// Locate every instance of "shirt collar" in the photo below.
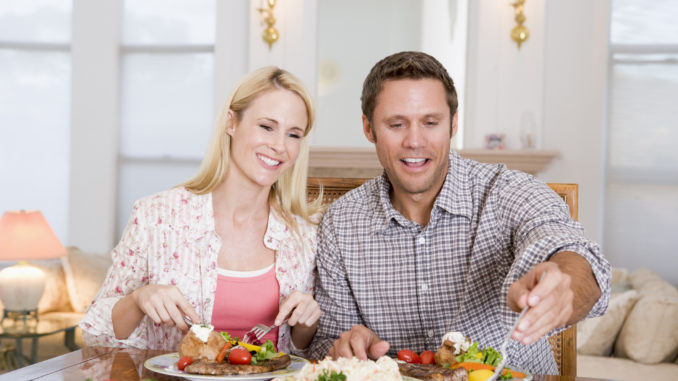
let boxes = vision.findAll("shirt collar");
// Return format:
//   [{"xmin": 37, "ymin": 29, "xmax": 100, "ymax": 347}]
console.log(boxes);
[
  {"xmin": 371, "ymin": 149, "xmax": 473, "ymax": 233},
  {"xmin": 263, "ymin": 207, "xmax": 288, "ymax": 250}
]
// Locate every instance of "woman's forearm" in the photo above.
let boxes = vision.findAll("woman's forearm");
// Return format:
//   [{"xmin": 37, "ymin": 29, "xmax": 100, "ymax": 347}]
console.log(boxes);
[
  {"xmin": 112, "ymin": 290, "xmax": 145, "ymax": 340},
  {"xmin": 290, "ymin": 322, "xmax": 318, "ymax": 349}
]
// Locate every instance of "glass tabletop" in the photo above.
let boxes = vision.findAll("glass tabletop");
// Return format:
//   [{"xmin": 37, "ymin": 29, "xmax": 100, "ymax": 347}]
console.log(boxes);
[{"xmin": 0, "ymin": 311, "xmax": 82, "ymax": 338}]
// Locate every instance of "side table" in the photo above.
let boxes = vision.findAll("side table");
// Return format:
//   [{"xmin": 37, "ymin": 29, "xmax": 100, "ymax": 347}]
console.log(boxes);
[{"xmin": 0, "ymin": 311, "xmax": 82, "ymax": 368}]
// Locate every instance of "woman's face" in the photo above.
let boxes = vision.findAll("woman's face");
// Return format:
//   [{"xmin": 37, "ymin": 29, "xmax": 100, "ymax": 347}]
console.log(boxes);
[{"xmin": 227, "ymin": 88, "xmax": 308, "ymax": 189}]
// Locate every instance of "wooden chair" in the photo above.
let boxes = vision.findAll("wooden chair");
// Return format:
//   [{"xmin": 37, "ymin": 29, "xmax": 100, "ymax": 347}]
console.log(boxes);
[{"xmin": 307, "ymin": 177, "xmax": 578, "ymax": 376}]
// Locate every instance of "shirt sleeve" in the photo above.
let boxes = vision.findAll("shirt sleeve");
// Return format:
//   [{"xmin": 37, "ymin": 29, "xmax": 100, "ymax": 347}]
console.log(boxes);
[
  {"xmin": 309, "ymin": 207, "xmax": 364, "ymax": 360},
  {"xmin": 78, "ymin": 199, "xmax": 153, "ymax": 348},
  {"xmin": 495, "ymin": 175, "xmax": 611, "ymax": 331}
]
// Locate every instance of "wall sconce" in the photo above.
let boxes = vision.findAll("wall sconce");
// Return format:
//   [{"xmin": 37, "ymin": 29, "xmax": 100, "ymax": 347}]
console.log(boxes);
[
  {"xmin": 258, "ymin": 0, "xmax": 279, "ymax": 50},
  {"xmin": 510, "ymin": 0, "xmax": 529, "ymax": 49}
]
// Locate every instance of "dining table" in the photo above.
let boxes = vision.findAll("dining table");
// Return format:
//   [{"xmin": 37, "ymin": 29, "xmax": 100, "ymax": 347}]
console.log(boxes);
[{"xmin": 2, "ymin": 346, "xmax": 619, "ymax": 381}]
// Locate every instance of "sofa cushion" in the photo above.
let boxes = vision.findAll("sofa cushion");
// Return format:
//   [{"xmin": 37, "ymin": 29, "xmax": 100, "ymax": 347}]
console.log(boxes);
[
  {"xmin": 61, "ymin": 246, "xmax": 112, "ymax": 313},
  {"xmin": 578, "ymin": 354, "xmax": 678, "ymax": 381},
  {"xmin": 615, "ymin": 269, "xmax": 678, "ymax": 364},
  {"xmin": 577, "ymin": 289, "xmax": 639, "ymax": 356}
]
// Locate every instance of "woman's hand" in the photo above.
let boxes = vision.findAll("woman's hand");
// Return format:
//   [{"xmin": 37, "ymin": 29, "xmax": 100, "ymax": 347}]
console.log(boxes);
[
  {"xmin": 132, "ymin": 284, "xmax": 201, "ymax": 331},
  {"xmin": 276, "ymin": 291, "xmax": 321, "ymax": 349},
  {"xmin": 275, "ymin": 290, "xmax": 321, "ymax": 328}
]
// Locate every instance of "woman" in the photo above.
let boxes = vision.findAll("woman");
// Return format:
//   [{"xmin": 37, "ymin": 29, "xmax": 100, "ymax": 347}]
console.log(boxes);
[{"xmin": 80, "ymin": 67, "xmax": 323, "ymax": 354}]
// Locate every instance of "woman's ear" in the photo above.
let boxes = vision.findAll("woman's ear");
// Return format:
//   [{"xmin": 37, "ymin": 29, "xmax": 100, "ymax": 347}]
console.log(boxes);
[{"xmin": 226, "ymin": 109, "xmax": 236, "ymax": 136}]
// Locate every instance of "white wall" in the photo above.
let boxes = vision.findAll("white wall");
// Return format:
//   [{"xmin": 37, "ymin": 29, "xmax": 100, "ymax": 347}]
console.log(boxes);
[
  {"xmin": 6, "ymin": 1, "xmax": 613, "ymax": 259},
  {"xmin": 465, "ymin": 0, "xmax": 609, "ymax": 245},
  {"xmin": 539, "ymin": 0, "xmax": 610, "ymax": 245}
]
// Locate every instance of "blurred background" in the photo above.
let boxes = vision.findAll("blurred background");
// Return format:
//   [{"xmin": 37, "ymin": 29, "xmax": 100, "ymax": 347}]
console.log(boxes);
[{"xmin": 1, "ymin": 0, "xmax": 677, "ymax": 286}]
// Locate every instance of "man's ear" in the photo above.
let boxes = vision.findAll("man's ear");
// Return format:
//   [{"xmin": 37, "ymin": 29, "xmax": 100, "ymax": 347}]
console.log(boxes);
[
  {"xmin": 451, "ymin": 111, "xmax": 458, "ymax": 139},
  {"xmin": 363, "ymin": 115, "xmax": 376, "ymax": 144}
]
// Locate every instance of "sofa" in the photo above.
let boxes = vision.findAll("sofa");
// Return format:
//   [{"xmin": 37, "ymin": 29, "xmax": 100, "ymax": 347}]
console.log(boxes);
[
  {"xmin": 0, "ymin": 246, "xmax": 111, "ymax": 370},
  {"xmin": 576, "ymin": 268, "xmax": 678, "ymax": 380}
]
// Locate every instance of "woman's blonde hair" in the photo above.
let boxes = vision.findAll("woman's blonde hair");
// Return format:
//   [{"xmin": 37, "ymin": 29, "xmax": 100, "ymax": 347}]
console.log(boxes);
[{"xmin": 181, "ymin": 66, "xmax": 322, "ymax": 230}]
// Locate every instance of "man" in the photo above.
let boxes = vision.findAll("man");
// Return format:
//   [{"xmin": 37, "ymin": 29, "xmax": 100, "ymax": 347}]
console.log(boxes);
[{"xmin": 309, "ymin": 51, "xmax": 610, "ymax": 375}]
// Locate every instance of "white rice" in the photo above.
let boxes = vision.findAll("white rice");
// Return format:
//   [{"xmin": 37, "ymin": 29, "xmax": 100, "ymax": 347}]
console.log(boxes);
[{"xmin": 274, "ymin": 356, "xmax": 402, "ymax": 381}]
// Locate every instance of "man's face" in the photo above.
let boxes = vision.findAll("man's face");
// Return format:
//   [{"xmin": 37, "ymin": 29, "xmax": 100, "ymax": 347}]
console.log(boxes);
[{"xmin": 363, "ymin": 78, "xmax": 457, "ymax": 201}]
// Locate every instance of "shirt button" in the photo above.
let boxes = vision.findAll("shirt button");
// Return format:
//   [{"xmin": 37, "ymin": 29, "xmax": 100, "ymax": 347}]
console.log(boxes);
[
  {"xmin": 417, "ymin": 237, "xmax": 426, "ymax": 245},
  {"xmin": 421, "ymin": 284, "xmax": 429, "ymax": 292},
  {"xmin": 427, "ymin": 330, "xmax": 435, "ymax": 338}
]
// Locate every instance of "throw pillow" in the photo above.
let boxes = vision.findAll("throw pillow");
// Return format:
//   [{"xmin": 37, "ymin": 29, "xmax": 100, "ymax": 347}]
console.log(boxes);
[
  {"xmin": 62, "ymin": 246, "xmax": 112, "ymax": 313},
  {"xmin": 615, "ymin": 269, "xmax": 678, "ymax": 364},
  {"xmin": 611, "ymin": 267, "xmax": 631, "ymax": 293},
  {"xmin": 34, "ymin": 258, "xmax": 72, "ymax": 313},
  {"xmin": 630, "ymin": 268, "xmax": 678, "ymax": 298},
  {"xmin": 577, "ymin": 289, "xmax": 640, "ymax": 356}
]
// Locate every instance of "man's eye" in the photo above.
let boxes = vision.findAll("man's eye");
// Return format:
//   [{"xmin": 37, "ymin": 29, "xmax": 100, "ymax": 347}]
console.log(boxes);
[
  {"xmin": 390, "ymin": 123, "xmax": 403, "ymax": 128},
  {"xmin": 425, "ymin": 121, "xmax": 438, "ymax": 126}
]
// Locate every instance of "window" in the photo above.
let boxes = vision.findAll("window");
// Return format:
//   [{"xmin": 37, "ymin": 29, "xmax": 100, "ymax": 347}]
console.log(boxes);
[
  {"xmin": 0, "ymin": 0, "xmax": 72, "ymax": 241},
  {"xmin": 605, "ymin": 0, "xmax": 678, "ymax": 284},
  {"xmin": 117, "ymin": 0, "xmax": 215, "ymax": 237}
]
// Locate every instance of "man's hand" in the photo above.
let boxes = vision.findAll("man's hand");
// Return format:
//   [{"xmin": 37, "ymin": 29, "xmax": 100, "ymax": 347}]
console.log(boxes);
[
  {"xmin": 507, "ymin": 251, "xmax": 601, "ymax": 345},
  {"xmin": 507, "ymin": 262, "xmax": 573, "ymax": 345},
  {"xmin": 328, "ymin": 325, "xmax": 390, "ymax": 360},
  {"xmin": 132, "ymin": 284, "xmax": 201, "ymax": 331}
]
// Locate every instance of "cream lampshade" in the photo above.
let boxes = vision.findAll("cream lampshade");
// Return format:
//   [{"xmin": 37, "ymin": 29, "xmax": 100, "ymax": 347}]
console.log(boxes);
[{"xmin": 0, "ymin": 210, "xmax": 66, "ymax": 316}]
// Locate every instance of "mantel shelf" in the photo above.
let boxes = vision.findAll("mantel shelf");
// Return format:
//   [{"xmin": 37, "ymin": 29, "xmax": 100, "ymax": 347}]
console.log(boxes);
[{"xmin": 309, "ymin": 147, "xmax": 559, "ymax": 176}]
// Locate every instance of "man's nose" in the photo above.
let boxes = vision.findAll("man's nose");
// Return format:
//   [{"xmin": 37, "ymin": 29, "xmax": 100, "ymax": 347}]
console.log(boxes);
[{"xmin": 403, "ymin": 125, "xmax": 425, "ymax": 148}]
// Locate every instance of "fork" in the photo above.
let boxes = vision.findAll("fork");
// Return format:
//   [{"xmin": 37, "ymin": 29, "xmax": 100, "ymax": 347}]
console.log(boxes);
[
  {"xmin": 487, "ymin": 304, "xmax": 531, "ymax": 381},
  {"xmin": 242, "ymin": 324, "xmax": 275, "ymax": 345},
  {"xmin": 488, "ymin": 272, "xmax": 546, "ymax": 381}
]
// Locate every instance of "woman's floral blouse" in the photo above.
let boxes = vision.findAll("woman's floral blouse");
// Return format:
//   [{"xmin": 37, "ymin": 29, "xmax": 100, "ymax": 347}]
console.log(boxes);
[{"xmin": 79, "ymin": 187, "xmax": 318, "ymax": 354}]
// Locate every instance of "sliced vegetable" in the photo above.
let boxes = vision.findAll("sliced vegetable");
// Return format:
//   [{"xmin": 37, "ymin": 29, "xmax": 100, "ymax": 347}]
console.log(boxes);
[
  {"xmin": 228, "ymin": 347, "xmax": 252, "ymax": 365},
  {"xmin": 452, "ymin": 362, "xmax": 526, "ymax": 378},
  {"xmin": 317, "ymin": 369, "xmax": 347, "ymax": 381},
  {"xmin": 251, "ymin": 340, "xmax": 277, "ymax": 364},
  {"xmin": 216, "ymin": 342, "xmax": 232, "ymax": 363},
  {"xmin": 237, "ymin": 341, "xmax": 262, "ymax": 352},
  {"xmin": 397, "ymin": 349, "xmax": 421, "ymax": 364},
  {"xmin": 420, "ymin": 350, "xmax": 435, "ymax": 365},
  {"xmin": 455, "ymin": 342, "xmax": 481, "ymax": 363},
  {"xmin": 482, "ymin": 346, "xmax": 502, "ymax": 367},
  {"xmin": 177, "ymin": 356, "xmax": 193, "ymax": 371}
]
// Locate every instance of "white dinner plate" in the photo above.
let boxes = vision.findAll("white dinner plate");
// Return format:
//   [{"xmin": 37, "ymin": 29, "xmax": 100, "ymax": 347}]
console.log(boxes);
[{"xmin": 144, "ymin": 352, "xmax": 308, "ymax": 381}]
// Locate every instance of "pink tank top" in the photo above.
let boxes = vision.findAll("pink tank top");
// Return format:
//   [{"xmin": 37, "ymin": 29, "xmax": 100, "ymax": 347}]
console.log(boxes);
[{"xmin": 211, "ymin": 264, "xmax": 280, "ymax": 348}]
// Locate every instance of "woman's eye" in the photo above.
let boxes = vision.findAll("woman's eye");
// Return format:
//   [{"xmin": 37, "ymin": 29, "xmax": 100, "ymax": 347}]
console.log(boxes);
[
  {"xmin": 259, "ymin": 124, "xmax": 273, "ymax": 131},
  {"xmin": 288, "ymin": 132, "xmax": 301, "ymax": 139}
]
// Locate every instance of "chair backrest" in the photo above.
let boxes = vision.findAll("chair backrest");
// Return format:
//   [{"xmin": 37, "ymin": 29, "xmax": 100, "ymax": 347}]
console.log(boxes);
[
  {"xmin": 545, "ymin": 183, "xmax": 578, "ymax": 377},
  {"xmin": 307, "ymin": 177, "xmax": 578, "ymax": 376}
]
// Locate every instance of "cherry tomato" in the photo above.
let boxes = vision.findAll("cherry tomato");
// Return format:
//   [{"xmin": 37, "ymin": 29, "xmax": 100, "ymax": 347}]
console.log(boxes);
[
  {"xmin": 397, "ymin": 349, "xmax": 421, "ymax": 364},
  {"xmin": 420, "ymin": 350, "xmax": 435, "ymax": 365},
  {"xmin": 177, "ymin": 356, "xmax": 193, "ymax": 371},
  {"xmin": 228, "ymin": 347, "xmax": 252, "ymax": 365}
]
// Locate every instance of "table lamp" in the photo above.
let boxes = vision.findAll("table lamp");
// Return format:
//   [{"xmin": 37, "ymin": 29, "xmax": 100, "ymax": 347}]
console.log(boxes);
[{"xmin": 0, "ymin": 210, "xmax": 66, "ymax": 320}]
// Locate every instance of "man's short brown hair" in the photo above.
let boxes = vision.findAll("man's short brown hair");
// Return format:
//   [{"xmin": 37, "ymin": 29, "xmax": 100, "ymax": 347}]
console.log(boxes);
[{"xmin": 361, "ymin": 51, "xmax": 458, "ymax": 123}]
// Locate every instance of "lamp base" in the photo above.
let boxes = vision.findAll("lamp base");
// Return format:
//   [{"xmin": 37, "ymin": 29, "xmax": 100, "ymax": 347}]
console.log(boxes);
[
  {"xmin": 1, "ymin": 309, "xmax": 38, "ymax": 325},
  {"xmin": 0, "ymin": 261, "xmax": 46, "ymax": 312}
]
